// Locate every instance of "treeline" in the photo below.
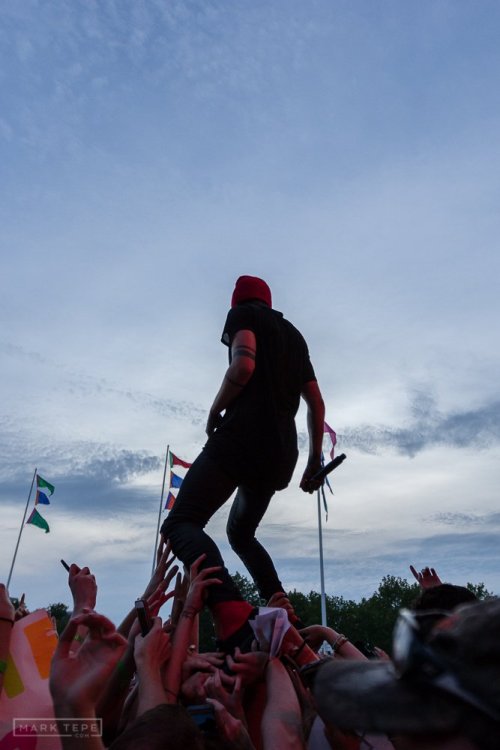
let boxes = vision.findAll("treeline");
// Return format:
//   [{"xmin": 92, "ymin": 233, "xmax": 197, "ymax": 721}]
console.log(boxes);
[
  {"xmin": 199, "ymin": 573, "xmax": 493, "ymax": 652},
  {"xmin": 46, "ymin": 574, "xmax": 493, "ymax": 654}
]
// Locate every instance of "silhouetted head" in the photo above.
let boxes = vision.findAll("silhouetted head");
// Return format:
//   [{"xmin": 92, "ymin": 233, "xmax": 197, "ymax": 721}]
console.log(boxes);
[{"xmin": 231, "ymin": 275, "xmax": 272, "ymax": 308}]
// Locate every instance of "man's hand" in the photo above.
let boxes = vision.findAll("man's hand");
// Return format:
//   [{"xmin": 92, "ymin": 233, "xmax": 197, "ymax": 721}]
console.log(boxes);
[
  {"xmin": 299, "ymin": 458, "xmax": 323, "ymax": 494},
  {"xmin": 410, "ymin": 565, "xmax": 442, "ymax": 590}
]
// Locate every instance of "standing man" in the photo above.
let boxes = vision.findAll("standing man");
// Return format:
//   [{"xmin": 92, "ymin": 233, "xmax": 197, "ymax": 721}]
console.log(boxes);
[{"xmin": 161, "ymin": 275, "xmax": 325, "ymax": 644}]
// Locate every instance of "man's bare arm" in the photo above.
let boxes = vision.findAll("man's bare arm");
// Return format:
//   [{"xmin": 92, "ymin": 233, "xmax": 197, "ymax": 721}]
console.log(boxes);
[
  {"xmin": 206, "ymin": 329, "xmax": 256, "ymax": 436},
  {"xmin": 300, "ymin": 380, "xmax": 325, "ymax": 493}
]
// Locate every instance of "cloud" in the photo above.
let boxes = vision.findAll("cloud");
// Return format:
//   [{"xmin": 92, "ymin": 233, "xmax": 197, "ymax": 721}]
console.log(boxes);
[
  {"xmin": 429, "ymin": 511, "xmax": 500, "ymax": 528},
  {"xmin": 333, "ymin": 392, "xmax": 500, "ymax": 457}
]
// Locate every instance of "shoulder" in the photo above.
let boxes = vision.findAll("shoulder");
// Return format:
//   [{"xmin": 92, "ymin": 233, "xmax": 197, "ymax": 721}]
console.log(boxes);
[{"xmin": 222, "ymin": 304, "xmax": 258, "ymax": 346}]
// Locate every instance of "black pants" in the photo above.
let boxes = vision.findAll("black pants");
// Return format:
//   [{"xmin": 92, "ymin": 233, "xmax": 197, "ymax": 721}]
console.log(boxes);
[{"xmin": 161, "ymin": 451, "xmax": 284, "ymax": 605}]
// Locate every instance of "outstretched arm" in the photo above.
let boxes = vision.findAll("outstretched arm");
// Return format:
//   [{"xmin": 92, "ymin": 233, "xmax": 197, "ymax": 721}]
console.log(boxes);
[
  {"xmin": 206, "ymin": 329, "xmax": 256, "ymax": 436},
  {"xmin": 299, "ymin": 380, "xmax": 325, "ymax": 493}
]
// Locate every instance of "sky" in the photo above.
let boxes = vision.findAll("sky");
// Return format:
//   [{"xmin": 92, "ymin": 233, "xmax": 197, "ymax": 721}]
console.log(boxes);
[{"xmin": 1, "ymin": 0, "xmax": 500, "ymax": 626}]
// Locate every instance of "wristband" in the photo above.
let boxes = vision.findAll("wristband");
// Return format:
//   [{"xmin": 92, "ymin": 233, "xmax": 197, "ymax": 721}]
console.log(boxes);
[
  {"xmin": 0, "ymin": 659, "xmax": 7, "ymax": 674},
  {"xmin": 0, "ymin": 617, "xmax": 14, "ymax": 626},
  {"xmin": 181, "ymin": 606, "xmax": 198, "ymax": 620}
]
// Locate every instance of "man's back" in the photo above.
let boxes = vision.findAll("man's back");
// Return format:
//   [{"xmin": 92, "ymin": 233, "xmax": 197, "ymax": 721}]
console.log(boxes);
[{"xmin": 205, "ymin": 301, "xmax": 316, "ymax": 489}]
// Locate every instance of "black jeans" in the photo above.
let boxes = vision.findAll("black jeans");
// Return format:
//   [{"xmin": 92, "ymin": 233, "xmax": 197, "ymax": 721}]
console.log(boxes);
[{"xmin": 161, "ymin": 451, "xmax": 284, "ymax": 605}]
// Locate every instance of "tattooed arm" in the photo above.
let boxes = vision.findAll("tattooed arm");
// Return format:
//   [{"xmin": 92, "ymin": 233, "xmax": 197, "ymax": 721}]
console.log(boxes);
[{"xmin": 206, "ymin": 329, "xmax": 256, "ymax": 436}]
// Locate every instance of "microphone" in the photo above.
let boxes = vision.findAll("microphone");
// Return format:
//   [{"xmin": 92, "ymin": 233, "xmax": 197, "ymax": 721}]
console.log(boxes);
[{"xmin": 311, "ymin": 453, "xmax": 347, "ymax": 482}]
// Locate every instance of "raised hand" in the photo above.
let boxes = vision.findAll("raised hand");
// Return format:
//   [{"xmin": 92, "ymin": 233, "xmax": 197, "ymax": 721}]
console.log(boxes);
[
  {"xmin": 50, "ymin": 610, "xmax": 127, "ymax": 713},
  {"xmin": 143, "ymin": 537, "xmax": 179, "ymax": 601},
  {"xmin": 134, "ymin": 617, "xmax": 171, "ymax": 672},
  {"xmin": 181, "ymin": 651, "xmax": 225, "ymax": 682},
  {"xmin": 410, "ymin": 565, "xmax": 443, "ymax": 590},
  {"xmin": 205, "ymin": 669, "xmax": 246, "ymax": 723},
  {"xmin": 183, "ymin": 554, "xmax": 222, "ymax": 614},
  {"xmin": 225, "ymin": 646, "xmax": 269, "ymax": 687},
  {"xmin": 0, "ymin": 583, "xmax": 16, "ymax": 623},
  {"xmin": 266, "ymin": 591, "xmax": 296, "ymax": 619},
  {"xmin": 68, "ymin": 564, "xmax": 98, "ymax": 614}
]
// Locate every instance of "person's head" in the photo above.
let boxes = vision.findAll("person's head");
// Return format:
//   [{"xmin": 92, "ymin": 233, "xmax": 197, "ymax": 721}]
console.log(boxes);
[
  {"xmin": 108, "ymin": 704, "xmax": 205, "ymax": 750},
  {"xmin": 412, "ymin": 583, "xmax": 477, "ymax": 615},
  {"xmin": 306, "ymin": 598, "xmax": 500, "ymax": 750},
  {"xmin": 231, "ymin": 275, "xmax": 272, "ymax": 308}
]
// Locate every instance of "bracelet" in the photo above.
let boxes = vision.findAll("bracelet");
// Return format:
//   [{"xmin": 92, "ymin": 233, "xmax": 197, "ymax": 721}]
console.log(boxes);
[
  {"xmin": 331, "ymin": 634, "xmax": 348, "ymax": 653},
  {"xmin": 0, "ymin": 659, "xmax": 7, "ymax": 674},
  {"xmin": 0, "ymin": 617, "xmax": 14, "ymax": 626}
]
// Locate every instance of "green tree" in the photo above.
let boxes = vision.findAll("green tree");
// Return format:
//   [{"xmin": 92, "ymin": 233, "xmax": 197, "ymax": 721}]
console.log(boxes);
[
  {"xmin": 47, "ymin": 602, "xmax": 70, "ymax": 634},
  {"xmin": 466, "ymin": 582, "xmax": 494, "ymax": 600}
]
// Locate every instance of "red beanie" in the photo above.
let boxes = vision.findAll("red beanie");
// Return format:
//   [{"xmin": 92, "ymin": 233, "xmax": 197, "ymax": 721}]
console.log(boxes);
[{"xmin": 231, "ymin": 276, "xmax": 272, "ymax": 308}]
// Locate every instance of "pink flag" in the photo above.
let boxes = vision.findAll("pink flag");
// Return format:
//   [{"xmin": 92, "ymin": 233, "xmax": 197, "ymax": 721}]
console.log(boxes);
[{"xmin": 324, "ymin": 421, "xmax": 337, "ymax": 459}]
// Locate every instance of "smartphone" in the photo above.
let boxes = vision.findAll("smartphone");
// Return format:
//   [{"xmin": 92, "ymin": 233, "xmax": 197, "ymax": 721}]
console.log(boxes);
[
  {"xmin": 134, "ymin": 598, "xmax": 153, "ymax": 636},
  {"xmin": 186, "ymin": 704, "xmax": 216, "ymax": 734},
  {"xmin": 60, "ymin": 559, "xmax": 70, "ymax": 572}
]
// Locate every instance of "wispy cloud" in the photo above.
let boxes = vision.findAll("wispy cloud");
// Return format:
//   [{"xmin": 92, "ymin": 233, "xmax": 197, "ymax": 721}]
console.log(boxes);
[{"xmin": 316, "ymin": 392, "xmax": 500, "ymax": 457}]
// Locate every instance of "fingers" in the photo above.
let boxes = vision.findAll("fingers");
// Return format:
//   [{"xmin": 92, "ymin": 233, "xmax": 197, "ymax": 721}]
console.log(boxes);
[
  {"xmin": 189, "ymin": 553, "xmax": 207, "ymax": 579},
  {"xmin": 57, "ymin": 617, "xmax": 81, "ymax": 657},
  {"xmin": 409, "ymin": 565, "xmax": 420, "ymax": 581},
  {"xmin": 164, "ymin": 564, "xmax": 180, "ymax": 588},
  {"xmin": 73, "ymin": 610, "xmax": 116, "ymax": 639}
]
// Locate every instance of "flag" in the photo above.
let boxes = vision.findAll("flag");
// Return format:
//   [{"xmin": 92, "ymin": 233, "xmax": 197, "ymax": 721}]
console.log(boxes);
[
  {"xmin": 169, "ymin": 452, "xmax": 192, "ymax": 470},
  {"xmin": 324, "ymin": 421, "xmax": 337, "ymax": 459},
  {"xmin": 35, "ymin": 490, "xmax": 50, "ymax": 505},
  {"xmin": 165, "ymin": 491, "xmax": 177, "ymax": 511},
  {"xmin": 170, "ymin": 472, "xmax": 183, "ymax": 489},
  {"xmin": 26, "ymin": 508, "xmax": 50, "ymax": 533},
  {"xmin": 36, "ymin": 475, "xmax": 55, "ymax": 496}
]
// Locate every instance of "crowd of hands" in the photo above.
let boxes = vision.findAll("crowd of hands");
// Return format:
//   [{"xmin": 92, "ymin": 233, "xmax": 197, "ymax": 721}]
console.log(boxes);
[{"xmin": 0, "ymin": 553, "xmax": 444, "ymax": 750}]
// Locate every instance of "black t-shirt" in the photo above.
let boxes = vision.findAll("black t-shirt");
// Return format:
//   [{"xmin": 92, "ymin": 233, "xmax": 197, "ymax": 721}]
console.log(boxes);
[{"xmin": 204, "ymin": 302, "xmax": 316, "ymax": 490}]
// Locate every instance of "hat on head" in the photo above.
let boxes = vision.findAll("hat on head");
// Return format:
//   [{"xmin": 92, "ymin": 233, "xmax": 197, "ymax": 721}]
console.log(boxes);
[
  {"xmin": 306, "ymin": 597, "xmax": 500, "ymax": 737},
  {"xmin": 231, "ymin": 275, "xmax": 272, "ymax": 308}
]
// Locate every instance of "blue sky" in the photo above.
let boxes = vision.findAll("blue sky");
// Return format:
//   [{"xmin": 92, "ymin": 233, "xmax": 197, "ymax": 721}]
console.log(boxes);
[{"xmin": 1, "ymin": 1, "xmax": 500, "ymax": 624}]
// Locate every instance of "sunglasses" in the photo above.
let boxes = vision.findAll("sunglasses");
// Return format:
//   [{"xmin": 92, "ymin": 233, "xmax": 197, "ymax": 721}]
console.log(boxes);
[{"xmin": 393, "ymin": 608, "xmax": 500, "ymax": 722}]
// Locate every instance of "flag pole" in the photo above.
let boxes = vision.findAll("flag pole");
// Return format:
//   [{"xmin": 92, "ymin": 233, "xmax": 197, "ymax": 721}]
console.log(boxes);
[
  {"xmin": 152, "ymin": 446, "xmax": 169, "ymax": 575},
  {"xmin": 317, "ymin": 485, "xmax": 327, "ymax": 628},
  {"xmin": 7, "ymin": 468, "xmax": 37, "ymax": 590}
]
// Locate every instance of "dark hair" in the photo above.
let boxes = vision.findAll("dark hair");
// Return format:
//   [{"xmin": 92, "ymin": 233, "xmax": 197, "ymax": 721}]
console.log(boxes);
[
  {"xmin": 109, "ymin": 704, "xmax": 205, "ymax": 750},
  {"xmin": 412, "ymin": 584, "xmax": 477, "ymax": 613}
]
